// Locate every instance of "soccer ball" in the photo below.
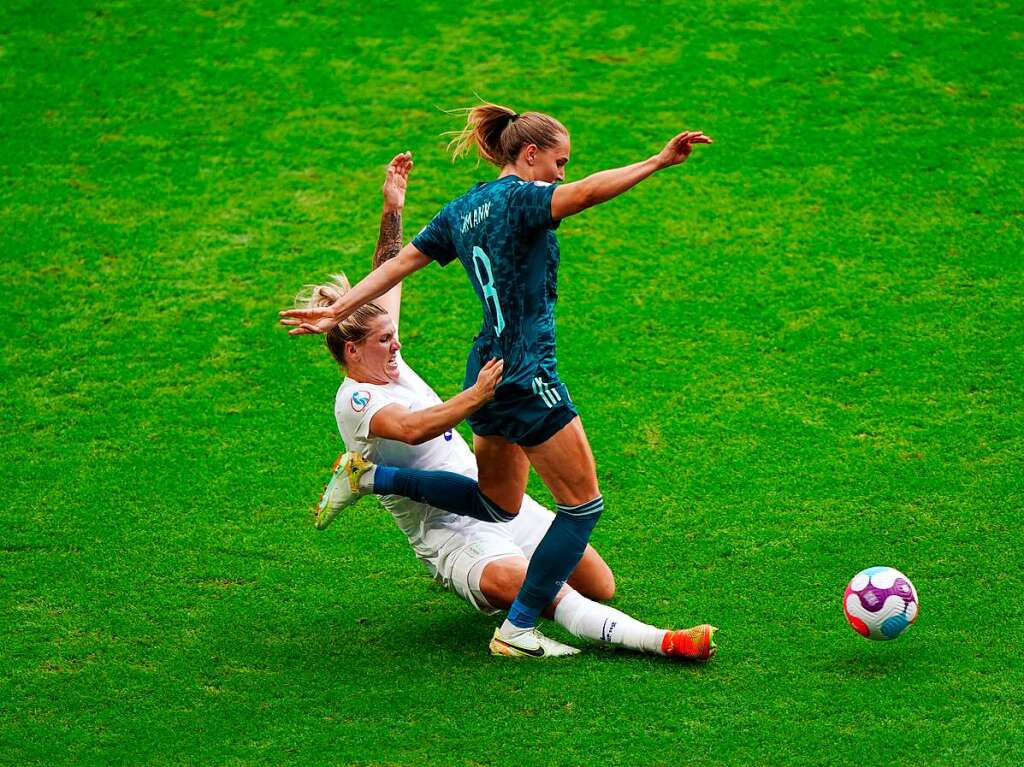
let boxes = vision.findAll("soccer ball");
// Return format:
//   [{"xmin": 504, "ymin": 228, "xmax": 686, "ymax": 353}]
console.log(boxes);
[{"xmin": 843, "ymin": 566, "xmax": 919, "ymax": 640}]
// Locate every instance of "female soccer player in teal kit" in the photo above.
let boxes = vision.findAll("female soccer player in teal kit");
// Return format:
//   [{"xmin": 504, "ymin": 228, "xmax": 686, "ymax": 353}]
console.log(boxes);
[{"xmin": 281, "ymin": 105, "xmax": 711, "ymax": 657}]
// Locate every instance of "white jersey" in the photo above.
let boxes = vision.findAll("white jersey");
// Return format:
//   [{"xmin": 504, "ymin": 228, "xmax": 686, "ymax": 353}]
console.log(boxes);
[{"xmin": 334, "ymin": 354, "xmax": 493, "ymax": 574}]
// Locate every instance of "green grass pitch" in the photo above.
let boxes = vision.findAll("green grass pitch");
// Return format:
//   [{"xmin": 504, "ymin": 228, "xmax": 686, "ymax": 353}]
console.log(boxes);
[{"xmin": 2, "ymin": 0, "xmax": 1022, "ymax": 764}]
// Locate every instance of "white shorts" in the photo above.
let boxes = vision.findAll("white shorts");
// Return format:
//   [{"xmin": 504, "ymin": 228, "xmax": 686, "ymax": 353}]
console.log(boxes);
[{"xmin": 433, "ymin": 497, "xmax": 555, "ymax": 614}]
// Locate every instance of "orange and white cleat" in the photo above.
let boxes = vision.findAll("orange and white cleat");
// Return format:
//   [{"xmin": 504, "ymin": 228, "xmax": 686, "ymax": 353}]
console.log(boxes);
[
  {"xmin": 315, "ymin": 451, "xmax": 374, "ymax": 530},
  {"xmin": 662, "ymin": 625, "xmax": 718, "ymax": 662}
]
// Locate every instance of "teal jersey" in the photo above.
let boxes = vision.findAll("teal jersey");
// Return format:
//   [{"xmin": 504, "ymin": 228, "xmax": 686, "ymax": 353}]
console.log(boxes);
[{"xmin": 412, "ymin": 175, "xmax": 561, "ymax": 388}]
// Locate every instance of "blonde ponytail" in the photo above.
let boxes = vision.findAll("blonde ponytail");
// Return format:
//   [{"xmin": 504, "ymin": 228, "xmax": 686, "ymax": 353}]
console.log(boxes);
[{"xmin": 447, "ymin": 102, "xmax": 567, "ymax": 167}]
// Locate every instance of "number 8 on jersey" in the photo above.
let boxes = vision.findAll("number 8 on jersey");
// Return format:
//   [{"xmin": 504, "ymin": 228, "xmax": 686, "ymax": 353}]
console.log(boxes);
[{"xmin": 472, "ymin": 246, "xmax": 505, "ymax": 338}]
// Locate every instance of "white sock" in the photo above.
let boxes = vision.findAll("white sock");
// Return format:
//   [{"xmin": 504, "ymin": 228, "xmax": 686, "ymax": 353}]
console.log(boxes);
[
  {"xmin": 357, "ymin": 464, "xmax": 376, "ymax": 492},
  {"xmin": 553, "ymin": 589, "xmax": 667, "ymax": 655},
  {"xmin": 498, "ymin": 618, "xmax": 531, "ymax": 638}
]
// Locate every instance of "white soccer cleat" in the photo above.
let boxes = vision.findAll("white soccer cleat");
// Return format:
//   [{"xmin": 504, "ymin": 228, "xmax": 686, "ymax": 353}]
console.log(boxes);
[
  {"xmin": 488, "ymin": 627, "xmax": 581, "ymax": 658},
  {"xmin": 315, "ymin": 451, "xmax": 374, "ymax": 530}
]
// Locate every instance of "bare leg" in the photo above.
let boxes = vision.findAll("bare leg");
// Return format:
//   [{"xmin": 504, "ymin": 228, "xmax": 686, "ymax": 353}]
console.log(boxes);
[
  {"xmin": 478, "ymin": 546, "xmax": 614, "ymax": 611},
  {"xmin": 522, "ymin": 417, "xmax": 599, "ymax": 506},
  {"xmin": 474, "ymin": 433, "xmax": 530, "ymax": 514},
  {"xmin": 567, "ymin": 546, "xmax": 615, "ymax": 602},
  {"xmin": 476, "ymin": 420, "xmax": 612, "ymax": 597},
  {"xmin": 477, "ymin": 556, "xmax": 561, "ymax": 616},
  {"xmin": 498, "ymin": 416, "xmax": 605, "ymax": 632}
]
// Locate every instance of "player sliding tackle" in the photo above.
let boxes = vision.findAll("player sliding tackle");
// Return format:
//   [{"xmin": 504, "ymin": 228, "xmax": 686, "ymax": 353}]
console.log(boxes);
[
  {"xmin": 283, "ymin": 104, "xmax": 714, "ymax": 658},
  {"xmin": 291, "ymin": 152, "xmax": 715, "ymax": 660}
]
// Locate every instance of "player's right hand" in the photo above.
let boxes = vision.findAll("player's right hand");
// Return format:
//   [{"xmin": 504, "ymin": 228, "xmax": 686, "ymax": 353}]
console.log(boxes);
[
  {"xmin": 279, "ymin": 301, "xmax": 344, "ymax": 335},
  {"xmin": 383, "ymin": 151, "xmax": 413, "ymax": 210},
  {"xmin": 472, "ymin": 358, "xmax": 504, "ymax": 401}
]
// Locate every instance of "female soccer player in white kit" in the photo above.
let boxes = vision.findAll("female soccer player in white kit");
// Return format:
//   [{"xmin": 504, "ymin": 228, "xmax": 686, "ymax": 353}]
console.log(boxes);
[{"xmin": 296, "ymin": 152, "xmax": 715, "ymax": 660}]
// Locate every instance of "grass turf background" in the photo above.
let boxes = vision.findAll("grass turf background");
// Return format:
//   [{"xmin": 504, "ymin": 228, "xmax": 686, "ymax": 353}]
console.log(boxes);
[{"xmin": 2, "ymin": 0, "xmax": 1022, "ymax": 764}]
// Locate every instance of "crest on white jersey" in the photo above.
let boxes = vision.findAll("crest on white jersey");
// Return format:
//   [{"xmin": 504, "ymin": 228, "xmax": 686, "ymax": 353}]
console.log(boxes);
[{"xmin": 350, "ymin": 390, "xmax": 371, "ymax": 413}]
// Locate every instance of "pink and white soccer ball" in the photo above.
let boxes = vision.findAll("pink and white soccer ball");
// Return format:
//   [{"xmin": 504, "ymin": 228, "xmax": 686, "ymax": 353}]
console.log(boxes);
[{"xmin": 843, "ymin": 566, "xmax": 919, "ymax": 640}]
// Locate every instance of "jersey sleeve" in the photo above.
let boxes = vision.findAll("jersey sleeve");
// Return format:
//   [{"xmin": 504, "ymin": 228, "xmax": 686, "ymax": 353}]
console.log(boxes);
[
  {"xmin": 336, "ymin": 385, "xmax": 401, "ymax": 441},
  {"xmin": 509, "ymin": 180, "xmax": 559, "ymax": 231},
  {"xmin": 411, "ymin": 206, "xmax": 457, "ymax": 266}
]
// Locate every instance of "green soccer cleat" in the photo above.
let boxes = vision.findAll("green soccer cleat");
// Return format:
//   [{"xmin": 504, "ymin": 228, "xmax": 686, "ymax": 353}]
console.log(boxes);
[{"xmin": 315, "ymin": 451, "xmax": 375, "ymax": 530}]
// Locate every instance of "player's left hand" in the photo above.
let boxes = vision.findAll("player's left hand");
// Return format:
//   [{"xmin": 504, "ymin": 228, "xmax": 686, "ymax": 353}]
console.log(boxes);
[
  {"xmin": 383, "ymin": 151, "xmax": 413, "ymax": 210},
  {"xmin": 655, "ymin": 131, "xmax": 713, "ymax": 169},
  {"xmin": 279, "ymin": 301, "xmax": 344, "ymax": 335}
]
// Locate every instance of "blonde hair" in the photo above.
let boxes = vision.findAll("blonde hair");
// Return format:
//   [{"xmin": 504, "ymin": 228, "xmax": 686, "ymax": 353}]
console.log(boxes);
[
  {"xmin": 446, "ymin": 102, "xmax": 568, "ymax": 167},
  {"xmin": 293, "ymin": 274, "xmax": 388, "ymax": 367}
]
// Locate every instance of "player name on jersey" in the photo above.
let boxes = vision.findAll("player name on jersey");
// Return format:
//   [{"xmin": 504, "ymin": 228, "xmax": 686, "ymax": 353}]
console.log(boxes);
[{"xmin": 460, "ymin": 202, "xmax": 491, "ymax": 233}]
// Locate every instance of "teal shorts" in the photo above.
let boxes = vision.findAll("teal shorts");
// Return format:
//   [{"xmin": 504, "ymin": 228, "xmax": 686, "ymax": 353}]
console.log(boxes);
[{"xmin": 463, "ymin": 342, "xmax": 578, "ymax": 447}]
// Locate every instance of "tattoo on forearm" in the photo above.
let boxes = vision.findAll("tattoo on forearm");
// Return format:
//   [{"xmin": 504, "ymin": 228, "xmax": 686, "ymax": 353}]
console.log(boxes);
[{"xmin": 373, "ymin": 210, "xmax": 402, "ymax": 269}]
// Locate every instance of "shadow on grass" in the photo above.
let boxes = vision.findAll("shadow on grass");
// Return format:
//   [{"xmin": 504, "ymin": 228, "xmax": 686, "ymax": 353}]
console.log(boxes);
[
  {"xmin": 229, "ymin": 577, "xmax": 722, "ymax": 680},
  {"xmin": 823, "ymin": 639, "xmax": 925, "ymax": 679}
]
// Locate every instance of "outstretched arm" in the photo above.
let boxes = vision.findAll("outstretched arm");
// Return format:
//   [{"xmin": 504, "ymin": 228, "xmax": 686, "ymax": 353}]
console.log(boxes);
[
  {"xmin": 280, "ymin": 242, "xmax": 430, "ymax": 335},
  {"xmin": 372, "ymin": 152, "xmax": 412, "ymax": 331},
  {"xmin": 551, "ymin": 130, "xmax": 712, "ymax": 221}
]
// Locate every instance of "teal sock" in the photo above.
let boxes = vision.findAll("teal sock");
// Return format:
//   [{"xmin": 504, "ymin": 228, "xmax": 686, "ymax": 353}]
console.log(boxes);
[
  {"xmin": 373, "ymin": 465, "xmax": 515, "ymax": 523},
  {"xmin": 506, "ymin": 496, "xmax": 604, "ymax": 628}
]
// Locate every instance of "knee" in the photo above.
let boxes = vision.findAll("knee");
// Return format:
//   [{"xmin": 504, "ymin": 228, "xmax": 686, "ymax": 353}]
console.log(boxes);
[
  {"xmin": 590, "ymin": 570, "xmax": 616, "ymax": 602},
  {"xmin": 593, "ymin": 569, "xmax": 614, "ymax": 598},
  {"xmin": 571, "ymin": 548, "xmax": 616, "ymax": 601},
  {"xmin": 478, "ymin": 557, "xmax": 527, "ymax": 609}
]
